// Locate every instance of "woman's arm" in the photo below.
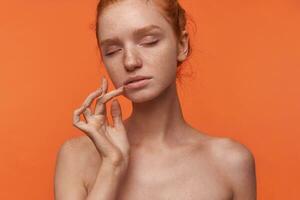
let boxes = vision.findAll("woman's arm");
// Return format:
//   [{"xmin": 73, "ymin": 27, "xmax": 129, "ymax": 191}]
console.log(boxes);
[
  {"xmin": 86, "ymin": 162, "xmax": 125, "ymax": 200},
  {"xmin": 230, "ymin": 148, "xmax": 257, "ymax": 200},
  {"xmin": 216, "ymin": 138, "xmax": 257, "ymax": 200},
  {"xmin": 54, "ymin": 140, "xmax": 88, "ymax": 200},
  {"xmin": 54, "ymin": 139, "xmax": 127, "ymax": 200},
  {"xmin": 55, "ymin": 76, "xmax": 130, "ymax": 200}
]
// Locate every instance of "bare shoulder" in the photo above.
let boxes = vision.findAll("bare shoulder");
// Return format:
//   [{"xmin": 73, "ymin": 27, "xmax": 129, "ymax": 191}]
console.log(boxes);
[
  {"xmin": 62, "ymin": 135, "xmax": 98, "ymax": 153},
  {"xmin": 58, "ymin": 135, "xmax": 102, "ymax": 168},
  {"xmin": 188, "ymin": 128, "xmax": 256, "ymax": 178},
  {"xmin": 55, "ymin": 135, "xmax": 102, "ymax": 192},
  {"xmin": 178, "ymin": 127, "xmax": 255, "ymax": 168},
  {"xmin": 207, "ymin": 136, "xmax": 257, "ymax": 198},
  {"xmin": 210, "ymin": 137, "xmax": 255, "ymax": 171},
  {"xmin": 208, "ymin": 136, "xmax": 255, "ymax": 164}
]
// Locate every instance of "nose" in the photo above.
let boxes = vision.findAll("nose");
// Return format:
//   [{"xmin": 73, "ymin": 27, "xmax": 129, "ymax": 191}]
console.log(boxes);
[{"xmin": 123, "ymin": 48, "xmax": 142, "ymax": 72}]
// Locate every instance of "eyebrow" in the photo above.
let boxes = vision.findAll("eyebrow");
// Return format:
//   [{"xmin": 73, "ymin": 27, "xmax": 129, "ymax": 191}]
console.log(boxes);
[{"xmin": 100, "ymin": 24, "xmax": 162, "ymax": 46}]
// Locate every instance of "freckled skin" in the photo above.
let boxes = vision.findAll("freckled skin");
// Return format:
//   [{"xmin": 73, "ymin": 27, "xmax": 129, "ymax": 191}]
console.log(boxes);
[
  {"xmin": 98, "ymin": 0, "xmax": 179, "ymax": 103},
  {"xmin": 55, "ymin": 0, "xmax": 257, "ymax": 199},
  {"xmin": 69, "ymin": 132, "xmax": 256, "ymax": 200}
]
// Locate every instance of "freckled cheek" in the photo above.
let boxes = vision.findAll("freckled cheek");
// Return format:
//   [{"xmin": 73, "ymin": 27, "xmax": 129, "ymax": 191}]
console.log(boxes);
[
  {"xmin": 145, "ymin": 45, "xmax": 178, "ymax": 76},
  {"xmin": 102, "ymin": 43, "xmax": 177, "ymax": 84},
  {"xmin": 102, "ymin": 61, "xmax": 124, "ymax": 86}
]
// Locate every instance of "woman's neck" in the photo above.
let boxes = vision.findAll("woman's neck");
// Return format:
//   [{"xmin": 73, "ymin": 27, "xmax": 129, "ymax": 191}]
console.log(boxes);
[{"xmin": 124, "ymin": 81, "xmax": 190, "ymax": 150}]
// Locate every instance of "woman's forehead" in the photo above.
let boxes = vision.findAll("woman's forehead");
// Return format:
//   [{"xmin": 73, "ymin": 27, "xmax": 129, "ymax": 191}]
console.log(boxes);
[{"xmin": 98, "ymin": 0, "xmax": 169, "ymax": 38}]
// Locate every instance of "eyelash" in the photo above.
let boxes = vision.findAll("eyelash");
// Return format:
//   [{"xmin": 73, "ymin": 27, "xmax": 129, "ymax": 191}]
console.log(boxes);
[
  {"xmin": 105, "ymin": 51, "xmax": 119, "ymax": 57},
  {"xmin": 143, "ymin": 40, "xmax": 159, "ymax": 46},
  {"xmin": 105, "ymin": 40, "xmax": 159, "ymax": 57}
]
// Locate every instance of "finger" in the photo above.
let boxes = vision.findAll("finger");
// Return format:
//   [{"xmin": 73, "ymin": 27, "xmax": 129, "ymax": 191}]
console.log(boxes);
[
  {"xmin": 73, "ymin": 111, "xmax": 93, "ymax": 135},
  {"xmin": 83, "ymin": 108, "xmax": 92, "ymax": 122},
  {"xmin": 73, "ymin": 106, "xmax": 92, "ymax": 126},
  {"xmin": 110, "ymin": 99, "xmax": 130, "ymax": 154},
  {"xmin": 103, "ymin": 76, "xmax": 108, "ymax": 93},
  {"xmin": 110, "ymin": 99, "xmax": 125, "ymax": 131},
  {"xmin": 94, "ymin": 85, "xmax": 124, "ymax": 118},
  {"xmin": 73, "ymin": 87, "xmax": 103, "ymax": 125},
  {"xmin": 73, "ymin": 107, "xmax": 84, "ymax": 125},
  {"xmin": 91, "ymin": 130, "xmax": 118, "ymax": 158},
  {"xmin": 82, "ymin": 87, "xmax": 103, "ymax": 109},
  {"xmin": 97, "ymin": 85, "xmax": 124, "ymax": 105},
  {"xmin": 72, "ymin": 121, "xmax": 116, "ymax": 158},
  {"xmin": 95, "ymin": 76, "xmax": 108, "ymax": 116}
]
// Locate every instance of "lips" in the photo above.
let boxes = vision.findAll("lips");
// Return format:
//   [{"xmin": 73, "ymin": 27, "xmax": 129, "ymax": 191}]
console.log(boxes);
[
  {"xmin": 124, "ymin": 75, "xmax": 152, "ymax": 85},
  {"xmin": 127, "ymin": 78, "xmax": 146, "ymax": 84},
  {"xmin": 124, "ymin": 78, "xmax": 152, "ymax": 89}
]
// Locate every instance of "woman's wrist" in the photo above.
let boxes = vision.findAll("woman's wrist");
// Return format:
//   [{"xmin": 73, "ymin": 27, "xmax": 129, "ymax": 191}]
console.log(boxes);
[{"xmin": 100, "ymin": 160, "xmax": 128, "ymax": 179}]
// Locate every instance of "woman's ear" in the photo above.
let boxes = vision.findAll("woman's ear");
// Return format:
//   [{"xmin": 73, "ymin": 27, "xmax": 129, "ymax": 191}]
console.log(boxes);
[{"xmin": 177, "ymin": 30, "xmax": 189, "ymax": 63}]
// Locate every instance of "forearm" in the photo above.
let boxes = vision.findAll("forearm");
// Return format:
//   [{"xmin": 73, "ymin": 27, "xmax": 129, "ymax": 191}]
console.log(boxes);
[{"xmin": 86, "ymin": 163, "xmax": 125, "ymax": 200}]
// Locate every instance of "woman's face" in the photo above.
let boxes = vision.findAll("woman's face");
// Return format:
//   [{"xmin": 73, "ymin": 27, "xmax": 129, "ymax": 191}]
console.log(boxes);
[{"xmin": 98, "ymin": 0, "xmax": 186, "ymax": 103}]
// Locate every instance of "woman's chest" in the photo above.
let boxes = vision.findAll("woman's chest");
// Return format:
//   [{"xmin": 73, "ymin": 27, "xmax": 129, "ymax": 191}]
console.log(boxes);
[
  {"xmin": 85, "ymin": 153, "xmax": 233, "ymax": 200},
  {"xmin": 116, "ymin": 161, "xmax": 233, "ymax": 200}
]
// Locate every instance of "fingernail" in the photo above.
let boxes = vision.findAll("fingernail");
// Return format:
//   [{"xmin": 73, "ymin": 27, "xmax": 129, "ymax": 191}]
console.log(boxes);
[{"xmin": 118, "ymin": 86, "xmax": 124, "ymax": 91}]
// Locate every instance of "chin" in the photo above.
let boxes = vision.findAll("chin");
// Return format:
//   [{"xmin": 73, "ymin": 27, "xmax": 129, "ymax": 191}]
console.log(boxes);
[{"xmin": 123, "ymin": 87, "xmax": 161, "ymax": 103}]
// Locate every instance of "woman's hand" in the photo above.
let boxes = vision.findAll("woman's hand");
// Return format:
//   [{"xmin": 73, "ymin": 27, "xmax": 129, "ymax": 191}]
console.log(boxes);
[{"xmin": 72, "ymin": 76, "xmax": 130, "ymax": 174}]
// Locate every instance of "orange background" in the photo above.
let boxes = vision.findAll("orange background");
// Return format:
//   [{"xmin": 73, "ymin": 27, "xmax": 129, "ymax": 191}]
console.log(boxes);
[{"xmin": 0, "ymin": 0, "xmax": 299, "ymax": 199}]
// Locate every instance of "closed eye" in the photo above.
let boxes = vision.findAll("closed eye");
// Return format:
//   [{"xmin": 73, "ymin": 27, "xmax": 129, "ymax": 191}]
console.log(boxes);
[
  {"xmin": 142, "ymin": 40, "xmax": 159, "ymax": 46},
  {"xmin": 105, "ymin": 49, "xmax": 120, "ymax": 56},
  {"xmin": 104, "ymin": 40, "xmax": 159, "ymax": 57}
]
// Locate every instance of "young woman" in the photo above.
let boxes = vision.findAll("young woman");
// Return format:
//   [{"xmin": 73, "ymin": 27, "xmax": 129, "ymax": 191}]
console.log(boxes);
[{"xmin": 54, "ymin": 0, "xmax": 257, "ymax": 199}]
